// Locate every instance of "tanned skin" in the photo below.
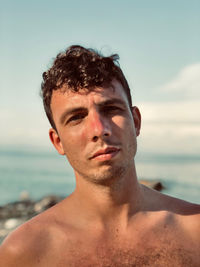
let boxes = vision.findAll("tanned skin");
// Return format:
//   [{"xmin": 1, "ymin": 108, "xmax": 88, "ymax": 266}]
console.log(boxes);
[{"xmin": 0, "ymin": 80, "xmax": 199, "ymax": 267}]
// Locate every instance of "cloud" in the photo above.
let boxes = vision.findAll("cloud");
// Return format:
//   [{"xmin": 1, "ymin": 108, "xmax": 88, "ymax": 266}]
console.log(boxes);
[
  {"xmin": 160, "ymin": 63, "xmax": 200, "ymax": 99},
  {"xmin": 138, "ymin": 101, "xmax": 200, "ymax": 155},
  {"xmin": 139, "ymin": 101, "xmax": 200, "ymax": 123},
  {"xmin": 135, "ymin": 63, "xmax": 200, "ymax": 155}
]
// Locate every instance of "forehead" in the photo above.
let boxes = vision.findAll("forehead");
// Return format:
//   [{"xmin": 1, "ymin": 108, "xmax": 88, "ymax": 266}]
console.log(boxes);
[{"xmin": 51, "ymin": 80, "xmax": 130, "ymax": 111}]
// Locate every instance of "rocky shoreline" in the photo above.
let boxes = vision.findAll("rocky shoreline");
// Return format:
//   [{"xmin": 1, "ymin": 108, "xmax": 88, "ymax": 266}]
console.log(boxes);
[
  {"xmin": 0, "ymin": 195, "xmax": 64, "ymax": 244},
  {"xmin": 0, "ymin": 180, "xmax": 164, "ymax": 244}
]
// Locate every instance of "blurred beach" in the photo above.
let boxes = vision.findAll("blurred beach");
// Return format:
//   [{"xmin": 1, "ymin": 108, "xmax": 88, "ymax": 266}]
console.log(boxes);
[{"xmin": 0, "ymin": 147, "xmax": 200, "ymax": 205}]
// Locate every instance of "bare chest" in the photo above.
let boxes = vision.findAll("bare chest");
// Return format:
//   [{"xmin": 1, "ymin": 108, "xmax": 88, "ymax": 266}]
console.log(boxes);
[
  {"xmin": 36, "ymin": 219, "xmax": 199, "ymax": 267},
  {"xmin": 45, "ymin": 239, "xmax": 197, "ymax": 267}
]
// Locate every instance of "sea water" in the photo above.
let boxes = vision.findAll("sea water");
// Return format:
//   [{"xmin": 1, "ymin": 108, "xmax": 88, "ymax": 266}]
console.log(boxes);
[{"xmin": 0, "ymin": 147, "xmax": 200, "ymax": 205}]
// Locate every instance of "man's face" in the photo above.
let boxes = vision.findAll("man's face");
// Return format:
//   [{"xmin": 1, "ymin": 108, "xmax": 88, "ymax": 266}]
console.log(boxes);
[{"xmin": 49, "ymin": 80, "xmax": 141, "ymax": 184}]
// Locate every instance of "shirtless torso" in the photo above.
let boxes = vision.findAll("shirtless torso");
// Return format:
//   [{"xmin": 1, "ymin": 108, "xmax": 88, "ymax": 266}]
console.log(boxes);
[{"xmin": 1, "ymin": 185, "xmax": 199, "ymax": 267}]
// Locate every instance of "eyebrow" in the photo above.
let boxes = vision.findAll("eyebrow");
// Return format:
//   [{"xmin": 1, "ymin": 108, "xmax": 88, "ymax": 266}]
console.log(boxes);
[
  {"xmin": 59, "ymin": 98, "xmax": 127, "ymax": 125},
  {"xmin": 98, "ymin": 98, "xmax": 127, "ymax": 108}
]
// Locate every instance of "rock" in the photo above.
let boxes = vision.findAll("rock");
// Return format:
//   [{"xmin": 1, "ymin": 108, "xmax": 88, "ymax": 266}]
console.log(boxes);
[
  {"xmin": 139, "ymin": 179, "xmax": 164, "ymax": 191},
  {"xmin": 34, "ymin": 195, "xmax": 63, "ymax": 213},
  {"xmin": 0, "ymin": 200, "xmax": 35, "ymax": 219},
  {"xmin": 0, "ymin": 195, "xmax": 63, "ymax": 221},
  {"xmin": 20, "ymin": 191, "xmax": 30, "ymax": 201},
  {"xmin": 0, "ymin": 229, "xmax": 9, "ymax": 237},
  {"xmin": 4, "ymin": 218, "xmax": 23, "ymax": 230},
  {"xmin": 0, "ymin": 194, "xmax": 64, "ymax": 244},
  {"xmin": 0, "ymin": 218, "xmax": 27, "ymax": 244},
  {"xmin": 0, "ymin": 228, "xmax": 10, "ymax": 244}
]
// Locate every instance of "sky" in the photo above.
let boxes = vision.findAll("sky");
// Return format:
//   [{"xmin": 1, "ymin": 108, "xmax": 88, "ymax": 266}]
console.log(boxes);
[{"xmin": 1, "ymin": 0, "xmax": 200, "ymax": 155}]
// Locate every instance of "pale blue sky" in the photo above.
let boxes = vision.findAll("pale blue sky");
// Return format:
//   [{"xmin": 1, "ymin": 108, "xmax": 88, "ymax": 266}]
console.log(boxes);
[{"xmin": 1, "ymin": 0, "xmax": 200, "ymax": 153}]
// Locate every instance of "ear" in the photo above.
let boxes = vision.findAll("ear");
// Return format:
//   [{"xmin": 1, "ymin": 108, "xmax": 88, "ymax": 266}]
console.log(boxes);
[
  {"xmin": 49, "ymin": 128, "xmax": 65, "ymax": 155},
  {"xmin": 131, "ymin": 106, "xmax": 141, "ymax": 136}
]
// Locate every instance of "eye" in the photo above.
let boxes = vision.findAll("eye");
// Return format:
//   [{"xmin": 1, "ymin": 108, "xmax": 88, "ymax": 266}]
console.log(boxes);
[{"xmin": 67, "ymin": 113, "xmax": 86, "ymax": 124}]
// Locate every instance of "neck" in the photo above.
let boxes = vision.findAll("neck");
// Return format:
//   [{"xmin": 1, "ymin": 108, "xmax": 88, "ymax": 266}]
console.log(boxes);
[{"xmin": 72, "ymin": 163, "xmax": 144, "ymax": 230}]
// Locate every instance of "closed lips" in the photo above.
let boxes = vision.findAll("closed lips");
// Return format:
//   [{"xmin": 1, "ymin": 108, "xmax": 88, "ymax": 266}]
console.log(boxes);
[{"xmin": 90, "ymin": 147, "xmax": 119, "ymax": 159}]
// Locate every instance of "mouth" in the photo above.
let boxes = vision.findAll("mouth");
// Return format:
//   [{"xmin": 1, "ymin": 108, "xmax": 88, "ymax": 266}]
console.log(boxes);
[{"xmin": 90, "ymin": 147, "xmax": 120, "ymax": 161}]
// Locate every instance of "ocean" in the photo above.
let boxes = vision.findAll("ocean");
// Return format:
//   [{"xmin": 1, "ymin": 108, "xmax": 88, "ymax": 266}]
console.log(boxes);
[{"xmin": 0, "ymin": 147, "xmax": 200, "ymax": 205}]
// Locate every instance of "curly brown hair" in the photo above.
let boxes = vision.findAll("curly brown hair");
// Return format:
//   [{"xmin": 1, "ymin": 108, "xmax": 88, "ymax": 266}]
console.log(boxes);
[{"xmin": 41, "ymin": 45, "xmax": 132, "ymax": 130}]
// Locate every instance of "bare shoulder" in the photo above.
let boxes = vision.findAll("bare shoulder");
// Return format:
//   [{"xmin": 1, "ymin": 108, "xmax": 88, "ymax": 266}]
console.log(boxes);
[
  {"xmin": 0, "ymin": 200, "xmax": 71, "ymax": 266},
  {"xmin": 139, "ymin": 188, "xmax": 200, "ymax": 266},
  {"xmin": 164, "ymin": 197, "xmax": 200, "ymax": 235},
  {"xmin": 174, "ymin": 200, "xmax": 200, "ymax": 243},
  {"xmin": 160, "ymin": 190, "xmax": 200, "ymax": 221},
  {"xmin": 0, "ymin": 197, "xmax": 77, "ymax": 266},
  {"xmin": 142, "ymin": 185, "xmax": 200, "ymax": 241},
  {"xmin": 0, "ymin": 211, "xmax": 53, "ymax": 266},
  {"xmin": 156, "ymin": 192, "xmax": 200, "ymax": 249}
]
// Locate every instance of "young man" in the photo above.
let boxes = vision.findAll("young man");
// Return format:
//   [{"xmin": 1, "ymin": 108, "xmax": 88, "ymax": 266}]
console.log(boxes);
[{"xmin": 0, "ymin": 45, "xmax": 200, "ymax": 266}]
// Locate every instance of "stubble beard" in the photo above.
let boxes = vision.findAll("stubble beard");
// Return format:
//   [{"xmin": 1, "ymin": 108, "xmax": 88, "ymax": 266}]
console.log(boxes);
[
  {"xmin": 83, "ymin": 163, "xmax": 128, "ymax": 186},
  {"xmin": 73, "ymin": 137, "xmax": 137, "ymax": 187},
  {"xmin": 76, "ymin": 146, "xmax": 136, "ymax": 187}
]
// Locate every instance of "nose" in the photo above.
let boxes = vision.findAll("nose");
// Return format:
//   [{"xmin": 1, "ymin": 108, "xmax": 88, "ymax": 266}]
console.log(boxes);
[{"xmin": 88, "ymin": 110, "xmax": 111, "ymax": 142}]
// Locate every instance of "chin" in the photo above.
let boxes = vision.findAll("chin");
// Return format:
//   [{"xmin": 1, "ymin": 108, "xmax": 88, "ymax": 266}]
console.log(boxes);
[{"xmin": 83, "ymin": 165, "xmax": 127, "ymax": 186}]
